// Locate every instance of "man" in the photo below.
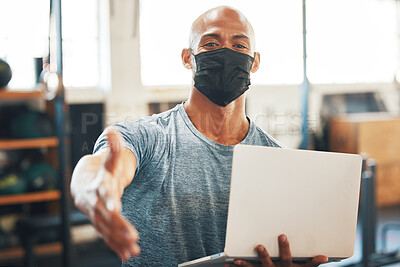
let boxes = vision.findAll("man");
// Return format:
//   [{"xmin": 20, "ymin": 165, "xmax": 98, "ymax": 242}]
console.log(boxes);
[{"xmin": 71, "ymin": 6, "xmax": 328, "ymax": 267}]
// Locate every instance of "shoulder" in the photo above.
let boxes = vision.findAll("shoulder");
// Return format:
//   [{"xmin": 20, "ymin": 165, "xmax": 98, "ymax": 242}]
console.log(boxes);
[
  {"xmin": 115, "ymin": 104, "xmax": 181, "ymax": 134},
  {"xmin": 252, "ymin": 122, "xmax": 284, "ymax": 148},
  {"xmin": 94, "ymin": 104, "xmax": 181, "ymax": 154}
]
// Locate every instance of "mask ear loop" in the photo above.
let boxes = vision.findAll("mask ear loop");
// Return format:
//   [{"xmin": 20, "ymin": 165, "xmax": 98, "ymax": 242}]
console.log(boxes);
[
  {"xmin": 250, "ymin": 52, "xmax": 257, "ymax": 71},
  {"xmin": 191, "ymin": 48, "xmax": 198, "ymax": 65},
  {"xmin": 185, "ymin": 48, "xmax": 195, "ymax": 69}
]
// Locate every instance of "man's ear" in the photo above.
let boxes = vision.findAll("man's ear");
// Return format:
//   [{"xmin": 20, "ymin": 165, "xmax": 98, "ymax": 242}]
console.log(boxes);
[
  {"xmin": 181, "ymin": 48, "xmax": 193, "ymax": 70},
  {"xmin": 251, "ymin": 52, "xmax": 260, "ymax": 73}
]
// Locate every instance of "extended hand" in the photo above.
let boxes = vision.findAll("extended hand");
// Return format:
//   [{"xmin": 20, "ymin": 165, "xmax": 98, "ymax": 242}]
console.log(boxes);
[
  {"xmin": 72, "ymin": 130, "xmax": 140, "ymax": 261},
  {"xmin": 225, "ymin": 235, "xmax": 328, "ymax": 267}
]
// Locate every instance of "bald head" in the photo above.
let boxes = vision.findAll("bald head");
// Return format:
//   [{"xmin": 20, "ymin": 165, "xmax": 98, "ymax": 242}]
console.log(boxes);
[
  {"xmin": 181, "ymin": 6, "xmax": 260, "ymax": 74},
  {"xmin": 189, "ymin": 6, "xmax": 256, "ymax": 54}
]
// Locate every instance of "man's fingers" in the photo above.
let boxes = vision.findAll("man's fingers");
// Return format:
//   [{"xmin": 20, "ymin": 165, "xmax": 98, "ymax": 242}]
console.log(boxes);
[
  {"xmin": 93, "ymin": 205, "xmax": 139, "ymax": 242},
  {"xmin": 224, "ymin": 245, "xmax": 277, "ymax": 267},
  {"xmin": 302, "ymin": 255, "xmax": 328, "ymax": 267},
  {"xmin": 93, "ymin": 218, "xmax": 129, "ymax": 260},
  {"xmin": 278, "ymin": 235, "xmax": 292, "ymax": 267},
  {"xmin": 102, "ymin": 234, "xmax": 128, "ymax": 260},
  {"xmin": 231, "ymin": 259, "xmax": 257, "ymax": 266},
  {"xmin": 96, "ymin": 217, "xmax": 140, "ymax": 259},
  {"xmin": 104, "ymin": 209, "xmax": 139, "ymax": 242},
  {"xmin": 110, "ymin": 211, "xmax": 140, "ymax": 239},
  {"xmin": 95, "ymin": 212, "xmax": 139, "ymax": 248},
  {"xmin": 92, "ymin": 199, "xmax": 140, "ymax": 256},
  {"xmin": 256, "ymin": 245, "xmax": 274, "ymax": 266},
  {"xmin": 93, "ymin": 208, "xmax": 140, "ymax": 260},
  {"xmin": 105, "ymin": 129, "xmax": 124, "ymax": 174},
  {"xmin": 100, "ymin": 225, "xmax": 133, "ymax": 261}
]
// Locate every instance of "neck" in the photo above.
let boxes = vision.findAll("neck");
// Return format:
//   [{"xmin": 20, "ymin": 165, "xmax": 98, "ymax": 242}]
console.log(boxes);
[{"xmin": 184, "ymin": 88, "xmax": 249, "ymax": 146}]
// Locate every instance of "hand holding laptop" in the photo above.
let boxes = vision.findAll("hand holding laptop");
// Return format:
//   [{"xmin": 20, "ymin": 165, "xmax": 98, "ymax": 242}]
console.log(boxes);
[{"xmin": 224, "ymin": 234, "xmax": 328, "ymax": 267}]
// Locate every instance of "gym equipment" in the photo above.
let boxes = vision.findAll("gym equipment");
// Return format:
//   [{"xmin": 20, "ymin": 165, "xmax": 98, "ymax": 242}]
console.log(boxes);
[
  {"xmin": 10, "ymin": 110, "xmax": 55, "ymax": 139},
  {"xmin": 18, "ymin": 150, "xmax": 45, "ymax": 170},
  {"xmin": 0, "ymin": 170, "xmax": 28, "ymax": 195},
  {"xmin": 0, "ymin": 104, "xmax": 29, "ymax": 139},
  {"xmin": 0, "ymin": 226, "xmax": 10, "ymax": 250},
  {"xmin": 17, "ymin": 211, "xmax": 89, "ymax": 267},
  {"xmin": 0, "ymin": 58, "xmax": 12, "ymax": 88},
  {"xmin": 38, "ymin": 70, "xmax": 61, "ymax": 100},
  {"xmin": 0, "ymin": 150, "xmax": 24, "ymax": 171},
  {"xmin": 21, "ymin": 162, "xmax": 58, "ymax": 192}
]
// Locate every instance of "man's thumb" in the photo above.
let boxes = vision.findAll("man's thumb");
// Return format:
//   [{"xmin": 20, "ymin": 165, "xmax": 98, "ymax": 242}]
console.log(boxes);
[{"xmin": 104, "ymin": 129, "xmax": 124, "ymax": 173}]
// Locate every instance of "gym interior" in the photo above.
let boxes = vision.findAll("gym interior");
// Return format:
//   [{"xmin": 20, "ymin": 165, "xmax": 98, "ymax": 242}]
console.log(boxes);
[{"xmin": 0, "ymin": 0, "xmax": 400, "ymax": 266}]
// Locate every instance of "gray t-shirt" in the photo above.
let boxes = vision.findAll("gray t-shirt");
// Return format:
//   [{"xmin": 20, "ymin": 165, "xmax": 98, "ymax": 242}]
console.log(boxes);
[{"xmin": 94, "ymin": 103, "xmax": 280, "ymax": 266}]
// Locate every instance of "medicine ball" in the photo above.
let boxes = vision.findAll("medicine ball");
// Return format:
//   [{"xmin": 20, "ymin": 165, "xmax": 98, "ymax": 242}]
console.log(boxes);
[
  {"xmin": 0, "ymin": 58, "xmax": 12, "ymax": 88},
  {"xmin": 0, "ymin": 170, "xmax": 28, "ymax": 195},
  {"xmin": 10, "ymin": 110, "xmax": 54, "ymax": 139},
  {"xmin": 21, "ymin": 163, "xmax": 58, "ymax": 192}
]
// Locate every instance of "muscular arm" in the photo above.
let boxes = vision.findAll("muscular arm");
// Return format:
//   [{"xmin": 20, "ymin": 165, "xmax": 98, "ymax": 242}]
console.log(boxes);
[
  {"xmin": 70, "ymin": 147, "xmax": 136, "ymax": 207},
  {"xmin": 70, "ymin": 130, "xmax": 140, "ymax": 261}
]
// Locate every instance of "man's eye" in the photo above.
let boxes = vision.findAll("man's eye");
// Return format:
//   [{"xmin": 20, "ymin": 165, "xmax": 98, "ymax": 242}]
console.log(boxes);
[
  {"xmin": 204, "ymin": 43, "xmax": 218, "ymax": 47},
  {"xmin": 234, "ymin": 44, "xmax": 247, "ymax": 49}
]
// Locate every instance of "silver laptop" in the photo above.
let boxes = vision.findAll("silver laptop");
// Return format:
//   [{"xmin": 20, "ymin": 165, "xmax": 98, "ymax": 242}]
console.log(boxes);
[{"xmin": 179, "ymin": 145, "xmax": 362, "ymax": 267}]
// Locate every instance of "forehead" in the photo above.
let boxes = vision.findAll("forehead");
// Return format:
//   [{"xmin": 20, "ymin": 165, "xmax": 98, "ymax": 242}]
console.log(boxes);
[
  {"xmin": 198, "ymin": 9, "xmax": 251, "ymax": 36},
  {"xmin": 191, "ymin": 7, "xmax": 254, "ymax": 43}
]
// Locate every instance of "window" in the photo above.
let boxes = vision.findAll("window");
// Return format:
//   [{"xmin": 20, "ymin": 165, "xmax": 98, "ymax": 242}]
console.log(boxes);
[
  {"xmin": 140, "ymin": 0, "xmax": 303, "ymax": 86},
  {"xmin": 0, "ymin": 0, "xmax": 50, "ymax": 89},
  {"xmin": 307, "ymin": 0, "xmax": 398, "ymax": 84},
  {"xmin": 62, "ymin": 0, "xmax": 100, "ymax": 88},
  {"xmin": 0, "ymin": 0, "xmax": 102, "ymax": 90},
  {"xmin": 140, "ymin": 0, "xmax": 399, "ymax": 86}
]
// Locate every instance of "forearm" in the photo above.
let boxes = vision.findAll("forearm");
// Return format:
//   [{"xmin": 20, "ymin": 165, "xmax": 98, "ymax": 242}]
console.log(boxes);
[
  {"xmin": 70, "ymin": 148, "xmax": 136, "ymax": 211},
  {"xmin": 70, "ymin": 131, "xmax": 140, "ymax": 261},
  {"xmin": 70, "ymin": 153, "xmax": 107, "ymax": 215},
  {"xmin": 71, "ymin": 153, "xmax": 105, "ymax": 191}
]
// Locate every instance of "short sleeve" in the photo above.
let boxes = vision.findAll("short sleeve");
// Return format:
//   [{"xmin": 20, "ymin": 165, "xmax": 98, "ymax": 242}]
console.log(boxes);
[{"xmin": 93, "ymin": 120, "xmax": 165, "ymax": 174}]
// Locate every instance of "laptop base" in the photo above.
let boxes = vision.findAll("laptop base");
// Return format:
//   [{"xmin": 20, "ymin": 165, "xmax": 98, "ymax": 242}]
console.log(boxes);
[{"xmin": 179, "ymin": 253, "xmax": 344, "ymax": 267}]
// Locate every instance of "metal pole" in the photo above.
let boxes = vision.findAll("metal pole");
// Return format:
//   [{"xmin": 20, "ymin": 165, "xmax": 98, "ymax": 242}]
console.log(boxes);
[
  {"xmin": 300, "ymin": 0, "xmax": 310, "ymax": 149},
  {"xmin": 52, "ymin": 0, "xmax": 71, "ymax": 266},
  {"xmin": 367, "ymin": 160, "xmax": 377, "ymax": 257},
  {"xmin": 361, "ymin": 159, "xmax": 377, "ymax": 266}
]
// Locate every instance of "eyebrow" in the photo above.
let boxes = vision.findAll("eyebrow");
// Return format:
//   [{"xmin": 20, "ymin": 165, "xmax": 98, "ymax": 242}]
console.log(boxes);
[
  {"xmin": 200, "ymin": 33, "xmax": 250, "ymax": 41},
  {"xmin": 232, "ymin": 34, "xmax": 250, "ymax": 40},
  {"xmin": 201, "ymin": 33, "xmax": 220, "ymax": 40}
]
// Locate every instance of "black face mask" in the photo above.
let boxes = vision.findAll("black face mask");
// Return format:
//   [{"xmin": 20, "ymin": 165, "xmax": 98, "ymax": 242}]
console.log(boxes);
[{"xmin": 192, "ymin": 48, "xmax": 255, "ymax": 107}]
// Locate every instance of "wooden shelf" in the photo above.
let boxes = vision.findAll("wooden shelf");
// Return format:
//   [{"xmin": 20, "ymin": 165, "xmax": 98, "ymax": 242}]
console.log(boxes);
[
  {"xmin": 0, "ymin": 190, "xmax": 61, "ymax": 206},
  {"xmin": 0, "ymin": 137, "xmax": 58, "ymax": 150},
  {"xmin": 0, "ymin": 90, "xmax": 42, "ymax": 100},
  {"xmin": 0, "ymin": 242, "xmax": 62, "ymax": 260}
]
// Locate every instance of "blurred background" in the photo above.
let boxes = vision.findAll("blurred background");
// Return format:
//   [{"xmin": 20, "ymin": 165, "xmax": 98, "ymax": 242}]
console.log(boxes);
[{"xmin": 0, "ymin": 0, "xmax": 399, "ymax": 266}]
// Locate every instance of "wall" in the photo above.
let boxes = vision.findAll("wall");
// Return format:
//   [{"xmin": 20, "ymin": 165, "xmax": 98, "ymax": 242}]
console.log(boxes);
[{"xmin": 106, "ymin": 0, "xmax": 146, "ymax": 125}]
